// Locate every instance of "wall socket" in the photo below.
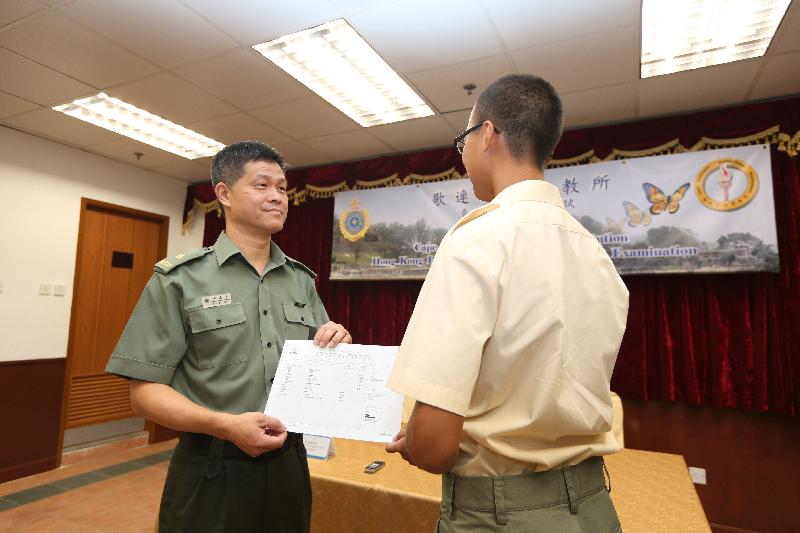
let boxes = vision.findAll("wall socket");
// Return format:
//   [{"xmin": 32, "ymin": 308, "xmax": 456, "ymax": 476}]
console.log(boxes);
[
  {"xmin": 688, "ymin": 466, "xmax": 707, "ymax": 485},
  {"xmin": 53, "ymin": 284, "xmax": 66, "ymax": 297},
  {"xmin": 38, "ymin": 283, "xmax": 53, "ymax": 296}
]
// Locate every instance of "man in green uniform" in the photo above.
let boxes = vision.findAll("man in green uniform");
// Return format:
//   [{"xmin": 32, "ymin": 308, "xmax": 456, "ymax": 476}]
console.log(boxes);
[{"xmin": 106, "ymin": 141, "xmax": 351, "ymax": 533}]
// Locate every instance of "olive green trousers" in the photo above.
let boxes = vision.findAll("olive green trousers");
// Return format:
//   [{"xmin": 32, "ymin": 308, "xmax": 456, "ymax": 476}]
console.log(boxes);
[
  {"xmin": 437, "ymin": 457, "xmax": 621, "ymax": 532},
  {"xmin": 158, "ymin": 432, "xmax": 311, "ymax": 533}
]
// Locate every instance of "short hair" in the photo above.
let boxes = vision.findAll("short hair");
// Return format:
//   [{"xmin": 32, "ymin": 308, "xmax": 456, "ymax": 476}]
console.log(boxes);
[
  {"xmin": 210, "ymin": 141, "xmax": 286, "ymax": 187},
  {"xmin": 474, "ymin": 74, "xmax": 563, "ymax": 168}
]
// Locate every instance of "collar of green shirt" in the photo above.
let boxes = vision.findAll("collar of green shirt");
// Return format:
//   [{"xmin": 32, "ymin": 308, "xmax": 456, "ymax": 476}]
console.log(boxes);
[
  {"xmin": 213, "ymin": 231, "xmax": 287, "ymax": 272},
  {"xmin": 490, "ymin": 179, "xmax": 565, "ymax": 209}
]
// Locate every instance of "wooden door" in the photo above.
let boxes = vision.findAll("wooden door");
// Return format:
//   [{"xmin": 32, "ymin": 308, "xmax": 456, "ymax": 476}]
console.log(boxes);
[{"xmin": 62, "ymin": 199, "xmax": 168, "ymax": 429}]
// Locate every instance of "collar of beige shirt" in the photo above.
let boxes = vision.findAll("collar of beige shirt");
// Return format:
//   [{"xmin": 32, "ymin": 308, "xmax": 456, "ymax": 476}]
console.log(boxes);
[{"xmin": 490, "ymin": 178, "xmax": 564, "ymax": 209}]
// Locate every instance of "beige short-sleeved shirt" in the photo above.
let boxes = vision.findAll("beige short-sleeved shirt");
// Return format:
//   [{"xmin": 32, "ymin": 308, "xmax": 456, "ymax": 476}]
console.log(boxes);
[{"xmin": 387, "ymin": 179, "xmax": 629, "ymax": 475}]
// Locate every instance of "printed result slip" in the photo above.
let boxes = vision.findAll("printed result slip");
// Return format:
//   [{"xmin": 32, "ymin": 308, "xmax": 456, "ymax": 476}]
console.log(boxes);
[{"xmin": 265, "ymin": 341, "xmax": 403, "ymax": 442}]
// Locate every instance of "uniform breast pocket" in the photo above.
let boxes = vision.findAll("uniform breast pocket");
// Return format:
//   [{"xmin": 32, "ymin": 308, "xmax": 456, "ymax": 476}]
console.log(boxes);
[
  {"xmin": 282, "ymin": 302, "xmax": 317, "ymax": 340},
  {"xmin": 187, "ymin": 303, "xmax": 248, "ymax": 369}
]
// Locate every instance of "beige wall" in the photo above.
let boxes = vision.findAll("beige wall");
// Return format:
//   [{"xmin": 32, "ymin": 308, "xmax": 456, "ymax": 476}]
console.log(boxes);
[{"xmin": 0, "ymin": 126, "xmax": 204, "ymax": 362}]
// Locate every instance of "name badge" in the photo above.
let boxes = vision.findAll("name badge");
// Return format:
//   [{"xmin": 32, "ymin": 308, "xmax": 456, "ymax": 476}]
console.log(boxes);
[{"xmin": 202, "ymin": 293, "xmax": 232, "ymax": 308}]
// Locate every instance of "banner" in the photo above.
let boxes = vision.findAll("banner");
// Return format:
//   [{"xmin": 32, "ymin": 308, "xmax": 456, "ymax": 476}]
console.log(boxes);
[{"xmin": 331, "ymin": 145, "xmax": 779, "ymax": 279}]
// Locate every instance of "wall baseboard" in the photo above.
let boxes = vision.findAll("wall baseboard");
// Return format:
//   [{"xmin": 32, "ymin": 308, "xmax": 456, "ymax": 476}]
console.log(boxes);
[
  {"xmin": 622, "ymin": 398, "xmax": 799, "ymax": 533},
  {"xmin": 0, "ymin": 358, "xmax": 66, "ymax": 484}
]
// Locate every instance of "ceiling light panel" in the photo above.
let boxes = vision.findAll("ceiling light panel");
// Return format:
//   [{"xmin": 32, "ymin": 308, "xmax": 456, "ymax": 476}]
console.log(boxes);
[
  {"xmin": 641, "ymin": 0, "xmax": 791, "ymax": 78},
  {"xmin": 52, "ymin": 93, "xmax": 225, "ymax": 159},
  {"xmin": 253, "ymin": 19, "xmax": 434, "ymax": 127}
]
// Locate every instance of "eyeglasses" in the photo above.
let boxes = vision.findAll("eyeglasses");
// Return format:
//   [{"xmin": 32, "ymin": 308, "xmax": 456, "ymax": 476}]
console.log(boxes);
[{"xmin": 453, "ymin": 122, "xmax": 501, "ymax": 155}]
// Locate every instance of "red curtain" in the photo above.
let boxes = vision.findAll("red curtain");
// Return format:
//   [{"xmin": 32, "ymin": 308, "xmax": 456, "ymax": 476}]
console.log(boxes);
[{"xmin": 184, "ymin": 97, "xmax": 800, "ymax": 415}]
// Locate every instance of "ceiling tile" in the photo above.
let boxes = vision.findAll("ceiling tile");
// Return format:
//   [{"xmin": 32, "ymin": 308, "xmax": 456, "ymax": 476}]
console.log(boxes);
[
  {"xmin": 484, "ymin": 0, "xmax": 636, "ymax": 50},
  {"xmin": 348, "ymin": 0, "xmax": 503, "ymax": 72},
  {"xmin": 2, "ymin": 107, "xmax": 118, "ymax": 145},
  {"xmin": 250, "ymin": 96, "xmax": 359, "ymax": 139},
  {"xmin": 0, "ymin": 0, "xmax": 45, "ymax": 28},
  {"xmin": 85, "ymin": 137, "xmax": 185, "ymax": 168},
  {"xmin": 638, "ymin": 60, "xmax": 761, "ymax": 118},
  {"xmin": 59, "ymin": 0, "xmax": 238, "ymax": 69},
  {"xmin": 304, "ymin": 130, "xmax": 394, "ymax": 162},
  {"xmin": 749, "ymin": 51, "xmax": 800, "ymax": 101},
  {"xmin": 275, "ymin": 141, "xmax": 334, "ymax": 169},
  {"xmin": 180, "ymin": 0, "xmax": 340, "ymax": 45},
  {"xmin": 368, "ymin": 115, "xmax": 457, "ymax": 152},
  {"xmin": 0, "ymin": 90, "xmax": 39, "ymax": 118},
  {"xmin": 176, "ymin": 49, "xmax": 309, "ymax": 109},
  {"xmin": 511, "ymin": 26, "xmax": 637, "ymax": 94},
  {"xmin": 0, "ymin": 48, "xmax": 94, "ymax": 105},
  {"xmin": 0, "ymin": 11, "xmax": 159, "ymax": 87},
  {"xmin": 442, "ymin": 110, "xmax": 472, "ymax": 132},
  {"xmin": 770, "ymin": 2, "xmax": 800, "ymax": 54},
  {"xmin": 150, "ymin": 159, "xmax": 210, "ymax": 183},
  {"xmin": 107, "ymin": 73, "xmax": 237, "ymax": 124},
  {"xmin": 188, "ymin": 112, "xmax": 291, "ymax": 145},
  {"xmin": 407, "ymin": 55, "xmax": 514, "ymax": 114},
  {"xmin": 562, "ymin": 83, "xmax": 634, "ymax": 129}
]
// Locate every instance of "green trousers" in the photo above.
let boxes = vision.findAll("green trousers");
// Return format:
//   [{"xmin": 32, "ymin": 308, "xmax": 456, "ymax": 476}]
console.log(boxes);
[
  {"xmin": 437, "ymin": 457, "xmax": 621, "ymax": 533},
  {"xmin": 158, "ymin": 432, "xmax": 311, "ymax": 533}
]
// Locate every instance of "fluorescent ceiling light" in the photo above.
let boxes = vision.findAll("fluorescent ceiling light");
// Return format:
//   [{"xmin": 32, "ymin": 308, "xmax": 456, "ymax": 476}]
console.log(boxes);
[
  {"xmin": 52, "ymin": 93, "xmax": 225, "ymax": 159},
  {"xmin": 641, "ymin": 0, "xmax": 791, "ymax": 78},
  {"xmin": 253, "ymin": 18, "xmax": 434, "ymax": 127}
]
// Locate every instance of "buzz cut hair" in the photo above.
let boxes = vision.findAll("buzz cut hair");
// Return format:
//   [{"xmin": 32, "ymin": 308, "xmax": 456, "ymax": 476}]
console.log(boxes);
[
  {"xmin": 474, "ymin": 74, "xmax": 563, "ymax": 169},
  {"xmin": 210, "ymin": 141, "xmax": 286, "ymax": 188}
]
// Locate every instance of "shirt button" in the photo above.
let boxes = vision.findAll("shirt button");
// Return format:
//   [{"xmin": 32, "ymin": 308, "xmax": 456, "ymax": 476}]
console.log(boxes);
[
  {"xmin": 215, "ymin": 318, "xmax": 222, "ymax": 324},
  {"xmin": 267, "ymin": 342, "xmax": 273, "ymax": 348},
  {"xmin": 262, "ymin": 310, "xmax": 268, "ymax": 316},
  {"xmin": 300, "ymin": 317, "xmax": 304, "ymax": 322},
  {"xmin": 270, "ymin": 377, "xmax": 275, "ymax": 383}
]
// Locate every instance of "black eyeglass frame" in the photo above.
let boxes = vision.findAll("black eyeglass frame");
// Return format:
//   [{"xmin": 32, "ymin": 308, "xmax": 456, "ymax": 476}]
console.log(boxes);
[{"xmin": 453, "ymin": 122, "xmax": 501, "ymax": 154}]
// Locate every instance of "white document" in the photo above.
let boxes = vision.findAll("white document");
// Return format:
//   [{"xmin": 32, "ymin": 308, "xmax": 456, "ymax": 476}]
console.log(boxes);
[{"xmin": 265, "ymin": 340, "xmax": 403, "ymax": 442}]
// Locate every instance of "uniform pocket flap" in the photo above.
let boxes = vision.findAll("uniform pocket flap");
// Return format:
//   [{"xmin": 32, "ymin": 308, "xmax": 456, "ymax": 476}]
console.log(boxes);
[
  {"xmin": 282, "ymin": 302, "xmax": 313, "ymax": 325},
  {"xmin": 188, "ymin": 303, "xmax": 246, "ymax": 333}
]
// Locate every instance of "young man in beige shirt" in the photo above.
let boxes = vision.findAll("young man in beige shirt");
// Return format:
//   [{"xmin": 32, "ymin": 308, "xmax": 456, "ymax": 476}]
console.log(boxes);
[{"xmin": 386, "ymin": 74, "xmax": 629, "ymax": 532}]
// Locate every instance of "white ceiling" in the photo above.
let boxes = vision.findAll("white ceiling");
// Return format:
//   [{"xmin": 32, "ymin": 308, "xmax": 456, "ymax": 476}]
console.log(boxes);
[{"xmin": 0, "ymin": 0, "xmax": 798, "ymax": 183}]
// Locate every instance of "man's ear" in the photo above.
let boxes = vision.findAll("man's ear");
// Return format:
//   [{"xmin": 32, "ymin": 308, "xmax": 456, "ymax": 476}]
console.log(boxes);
[
  {"xmin": 215, "ymin": 181, "xmax": 231, "ymax": 209},
  {"xmin": 480, "ymin": 121, "xmax": 498, "ymax": 153}
]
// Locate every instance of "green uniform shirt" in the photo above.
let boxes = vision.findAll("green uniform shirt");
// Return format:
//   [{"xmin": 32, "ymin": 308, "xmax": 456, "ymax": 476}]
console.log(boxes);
[{"xmin": 106, "ymin": 232, "xmax": 329, "ymax": 414}]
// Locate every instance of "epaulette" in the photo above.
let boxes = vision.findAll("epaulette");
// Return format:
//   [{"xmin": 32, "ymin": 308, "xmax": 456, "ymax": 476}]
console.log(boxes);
[
  {"xmin": 154, "ymin": 247, "xmax": 213, "ymax": 274},
  {"xmin": 452, "ymin": 204, "xmax": 500, "ymax": 232},
  {"xmin": 286, "ymin": 256, "xmax": 317, "ymax": 279}
]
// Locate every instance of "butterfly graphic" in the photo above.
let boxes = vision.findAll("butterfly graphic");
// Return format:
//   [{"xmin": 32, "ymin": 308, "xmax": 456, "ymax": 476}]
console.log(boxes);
[
  {"xmin": 622, "ymin": 201, "xmax": 652, "ymax": 227},
  {"xmin": 642, "ymin": 182, "xmax": 691, "ymax": 215},
  {"xmin": 605, "ymin": 217, "xmax": 625, "ymax": 234}
]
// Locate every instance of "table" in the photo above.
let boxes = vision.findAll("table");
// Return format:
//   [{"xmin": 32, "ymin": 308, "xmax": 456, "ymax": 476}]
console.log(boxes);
[{"xmin": 308, "ymin": 440, "xmax": 710, "ymax": 533}]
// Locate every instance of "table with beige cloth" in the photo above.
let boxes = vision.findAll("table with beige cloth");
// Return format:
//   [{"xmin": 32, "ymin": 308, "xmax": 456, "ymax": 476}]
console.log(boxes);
[{"xmin": 308, "ymin": 440, "xmax": 710, "ymax": 533}]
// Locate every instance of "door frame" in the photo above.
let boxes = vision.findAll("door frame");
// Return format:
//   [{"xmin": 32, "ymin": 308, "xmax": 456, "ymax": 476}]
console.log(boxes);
[{"xmin": 56, "ymin": 198, "xmax": 169, "ymax": 465}]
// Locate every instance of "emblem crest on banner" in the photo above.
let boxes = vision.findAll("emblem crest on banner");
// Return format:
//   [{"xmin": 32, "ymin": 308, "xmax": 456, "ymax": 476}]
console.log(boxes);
[
  {"xmin": 694, "ymin": 157, "xmax": 759, "ymax": 212},
  {"xmin": 339, "ymin": 199, "xmax": 370, "ymax": 242}
]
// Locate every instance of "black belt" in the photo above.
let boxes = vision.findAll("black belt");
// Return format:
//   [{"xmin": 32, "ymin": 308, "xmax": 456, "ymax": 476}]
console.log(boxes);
[{"xmin": 178, "ymin": 431, "xmax": 302, "ymax": 461}]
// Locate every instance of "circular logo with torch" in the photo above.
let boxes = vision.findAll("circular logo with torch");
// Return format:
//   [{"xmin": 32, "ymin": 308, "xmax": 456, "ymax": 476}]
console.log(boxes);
[{"xmin": 694, "ymin": 158, "xmax": 759, "ymax": 212}]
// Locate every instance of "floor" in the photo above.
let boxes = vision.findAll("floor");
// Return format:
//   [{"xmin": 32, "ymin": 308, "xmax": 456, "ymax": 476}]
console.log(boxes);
[{"xmin": 0, "ymin": 440, "xmax": 176, "ymax": 532}]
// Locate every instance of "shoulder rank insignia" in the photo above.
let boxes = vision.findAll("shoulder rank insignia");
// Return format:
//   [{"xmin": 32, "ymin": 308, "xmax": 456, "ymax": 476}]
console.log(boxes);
[
  {"xmin": 452, "ymin": 204, "xmax": 500, "ymax": 232},
  {"xmin": 154, "ymin": 247, "xmax": 212, "ymax": 274},
  {"xmin": 286, "ymin": 256, "xmax": 317, "ymax": 279}
]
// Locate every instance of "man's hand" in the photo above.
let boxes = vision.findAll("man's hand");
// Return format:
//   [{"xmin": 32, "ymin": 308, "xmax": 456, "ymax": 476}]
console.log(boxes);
[
  {"xmin": 221, "ymin": 412, "xmax": 288, "ymax": 457},
  {"xmin": 385, "ymin": 428, "xmax": 415, "ymax": 466},
  {"xmin": 314, "ymin": 321, "xmax": 352, "ymax": 348}
]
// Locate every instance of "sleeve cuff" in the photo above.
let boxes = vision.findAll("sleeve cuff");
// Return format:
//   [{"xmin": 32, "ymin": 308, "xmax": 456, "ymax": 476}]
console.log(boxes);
[
  {"xmin": 105, "ymin": 354, "xmax": 176, "ymax": 384},
  {"xmin": 387, "ymin": 368, "xmax": 470, "ymax": 417}
]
